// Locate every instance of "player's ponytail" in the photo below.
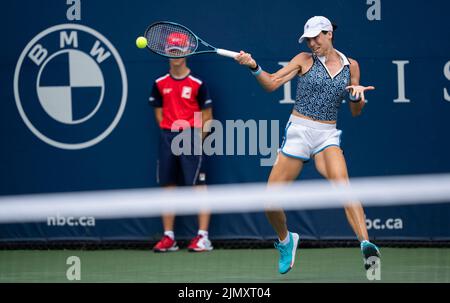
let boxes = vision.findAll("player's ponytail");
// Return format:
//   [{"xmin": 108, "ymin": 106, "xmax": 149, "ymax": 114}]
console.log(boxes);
[
  {"xmin": 331, "ymin": 23, "xmax": 337, "ymax": 42},
  {"xmin": 322, "ymin": 22, "xmax": 337, "ymax": 43}
]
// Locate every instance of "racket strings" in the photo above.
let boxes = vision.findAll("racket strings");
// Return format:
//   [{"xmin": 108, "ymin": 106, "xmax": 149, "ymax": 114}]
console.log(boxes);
[{"xmin": 145, "ymin": 23, "xmax": 197, "ymax": 57}]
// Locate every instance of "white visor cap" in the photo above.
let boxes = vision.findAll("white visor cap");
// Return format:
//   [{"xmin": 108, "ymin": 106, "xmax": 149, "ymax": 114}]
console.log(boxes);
[{"xmin": 299, "ymin": 16, "xmax": 333, "ymax": 43}]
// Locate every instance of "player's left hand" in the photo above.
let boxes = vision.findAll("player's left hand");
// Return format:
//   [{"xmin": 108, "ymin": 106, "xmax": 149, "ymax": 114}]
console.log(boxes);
[{"xmin": 346, "ymin": 85, "xmax": 375, "ymax": 102}]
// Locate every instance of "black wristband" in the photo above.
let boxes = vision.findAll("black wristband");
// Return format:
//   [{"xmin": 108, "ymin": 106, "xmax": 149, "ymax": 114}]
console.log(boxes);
[{"xmin": 249, "ymin": 63, "xmax": 259, "ymax": 72}]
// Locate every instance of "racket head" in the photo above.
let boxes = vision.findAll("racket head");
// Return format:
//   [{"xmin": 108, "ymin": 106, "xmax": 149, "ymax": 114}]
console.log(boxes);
[{"xmin": 144, "ymin": 21, "xmax": 199, "ymax": 58}]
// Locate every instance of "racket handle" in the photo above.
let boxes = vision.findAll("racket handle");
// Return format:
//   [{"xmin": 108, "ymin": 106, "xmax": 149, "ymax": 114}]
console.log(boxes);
[{"xmin": 216, "ymin": 48, "xmax": 240, "ymax": 58}]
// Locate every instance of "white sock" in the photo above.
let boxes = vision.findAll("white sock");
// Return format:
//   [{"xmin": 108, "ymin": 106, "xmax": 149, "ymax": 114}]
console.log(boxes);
[
  {"xmin": 279, "ymin": 233, "xmax": 290, "ymax": 245},
  {"xmin": 164, "ymin": 231, "xmax": 175, "ymax": 240},
  {"xmin": 198, "ymin": 230, "xmax": 208, "ymax": 238}
]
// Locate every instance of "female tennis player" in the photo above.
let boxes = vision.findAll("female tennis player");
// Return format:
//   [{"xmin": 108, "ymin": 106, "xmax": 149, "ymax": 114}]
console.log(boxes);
[{"xmin": 234, "ymin": 16, "xmax": 380, "ymax": 274}]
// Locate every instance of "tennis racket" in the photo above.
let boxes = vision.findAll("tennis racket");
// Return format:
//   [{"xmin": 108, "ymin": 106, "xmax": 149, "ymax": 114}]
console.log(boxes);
[{"xmin": 144, "ymin": 21, "xmax": 239, "ymax": 59}]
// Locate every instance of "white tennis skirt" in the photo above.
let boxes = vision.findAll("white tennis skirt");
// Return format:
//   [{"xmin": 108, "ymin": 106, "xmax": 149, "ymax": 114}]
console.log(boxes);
[{"xmin": 279, "ymin": 114, "xmax": 342, "ymax": 161}]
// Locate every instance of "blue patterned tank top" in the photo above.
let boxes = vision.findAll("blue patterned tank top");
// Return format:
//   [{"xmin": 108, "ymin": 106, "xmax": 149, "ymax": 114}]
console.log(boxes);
[{"xmin": 294, "ymin": 50, "xmax": 351, "ymax": 121}]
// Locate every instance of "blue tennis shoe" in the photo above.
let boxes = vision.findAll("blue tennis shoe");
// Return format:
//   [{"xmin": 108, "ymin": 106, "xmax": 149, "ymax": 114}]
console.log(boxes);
[
  {"xmin": 361, "ymin": 240, "xmax": 381, "ymax": 270},
  {"xmin": 274, "ymin": 232, "xmax": 299, "ymax": 274}
]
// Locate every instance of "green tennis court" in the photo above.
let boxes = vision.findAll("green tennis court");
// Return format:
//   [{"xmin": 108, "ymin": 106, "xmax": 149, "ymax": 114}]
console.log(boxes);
[{"xmin": 1, "ymin": 247, "xmax": 449, "ymax": 283}]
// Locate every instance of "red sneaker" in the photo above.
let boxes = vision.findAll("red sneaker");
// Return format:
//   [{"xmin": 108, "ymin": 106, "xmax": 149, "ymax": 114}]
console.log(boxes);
[
  {"xmin": 153, "ymin": 235, "xmax": 179, "ymax": 252},
  {"xmin": 188, "ymin": 235, "xmax": 213, "ymax": 252}
]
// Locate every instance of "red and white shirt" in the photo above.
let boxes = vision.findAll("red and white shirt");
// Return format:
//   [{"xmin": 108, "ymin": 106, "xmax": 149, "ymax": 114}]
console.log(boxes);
[{"xmin": 149, "ymin": 73, "xmax": 212, "ymax": 130}]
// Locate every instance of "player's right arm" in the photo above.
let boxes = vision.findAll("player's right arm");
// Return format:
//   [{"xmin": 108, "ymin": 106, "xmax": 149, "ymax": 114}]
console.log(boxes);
[{"xmin": 235, "ymin": 51, "xmax": 307, "ymax": 92}]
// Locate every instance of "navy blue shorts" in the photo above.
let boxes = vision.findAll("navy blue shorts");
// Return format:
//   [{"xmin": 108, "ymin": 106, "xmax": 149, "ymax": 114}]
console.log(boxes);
[{"xmin": 157, "ymin": 129, "xmax": 206, "ymax": 186}]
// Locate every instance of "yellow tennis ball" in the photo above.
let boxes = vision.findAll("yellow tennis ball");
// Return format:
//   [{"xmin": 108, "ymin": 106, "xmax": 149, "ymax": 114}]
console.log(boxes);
[{"xmin": 136, "ymin": 36, "xmax": 147, "ymax": 49}]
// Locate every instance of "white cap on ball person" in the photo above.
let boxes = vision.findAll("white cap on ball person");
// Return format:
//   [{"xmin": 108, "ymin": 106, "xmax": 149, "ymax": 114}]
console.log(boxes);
[{"xmin": 298, "ymin": 16, "xmax": 335, "ymax": 43}]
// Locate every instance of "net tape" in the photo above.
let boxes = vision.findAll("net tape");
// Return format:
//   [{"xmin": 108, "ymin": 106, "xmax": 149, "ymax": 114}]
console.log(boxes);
[{"xmin": 1, "ymin": 173, "xmax": 450, "ymax": 223}]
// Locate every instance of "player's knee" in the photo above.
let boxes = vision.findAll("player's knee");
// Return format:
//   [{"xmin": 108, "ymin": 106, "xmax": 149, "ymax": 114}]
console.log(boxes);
[{"xmin": 316, "ymin": 166, "xmax": 328, "ymax": 178}]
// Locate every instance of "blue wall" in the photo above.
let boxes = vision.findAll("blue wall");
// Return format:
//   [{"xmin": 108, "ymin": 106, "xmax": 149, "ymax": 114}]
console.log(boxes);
[{"xmin": 1, "ymin": 0, "xmax": 449, "ymax": 242}]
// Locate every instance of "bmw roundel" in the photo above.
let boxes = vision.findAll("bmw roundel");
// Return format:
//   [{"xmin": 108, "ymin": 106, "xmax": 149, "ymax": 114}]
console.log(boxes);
[{"xmin": 14, "ymin": 24, "xmax": 128, "ymax": 150}]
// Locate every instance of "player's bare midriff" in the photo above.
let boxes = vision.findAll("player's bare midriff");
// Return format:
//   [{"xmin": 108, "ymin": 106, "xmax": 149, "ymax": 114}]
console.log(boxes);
[{"xmin": 291, "ymin": 110, "xmax": 336, "ymax": 125}]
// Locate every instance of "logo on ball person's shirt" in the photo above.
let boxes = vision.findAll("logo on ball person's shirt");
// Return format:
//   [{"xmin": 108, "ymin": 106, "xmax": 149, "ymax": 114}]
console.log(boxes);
[
  {"xmin": 163, "ymin": 88, "xmax": 173, "ymax": 95},
  {"xmin": 181, "ymin": 86, "xmax": 192, "ymax": 99},
  {"xmin": 14, "ymin": 24, "xmax": 128, "ymax": 150}
]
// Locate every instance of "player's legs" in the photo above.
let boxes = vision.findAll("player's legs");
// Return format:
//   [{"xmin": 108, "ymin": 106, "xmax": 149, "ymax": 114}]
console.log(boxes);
[
  {"xmin": 315, "ymin": 146, "xmax": 369, "ymax": 241},
  {"xmin": 266, "ymin": 152, "xmax": 304, "ymax": 241},
  {"xmin": 266, "ymin": 152, "xmax": 303, "ymax": 273},
  {"xmin": 316, "ymin": 146, "xmax": 380, "ymax": 269},
  {"xmin": 267, "ymin": 116, "xmax": 314, "ymax": 273},
  {"xmin": 313, "ymin": 151, "xmax": 365, "ymax": 241}
]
